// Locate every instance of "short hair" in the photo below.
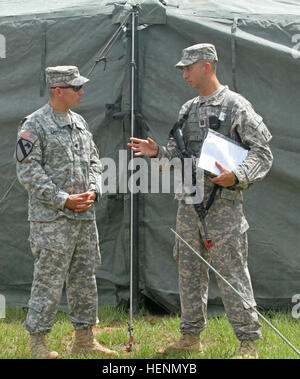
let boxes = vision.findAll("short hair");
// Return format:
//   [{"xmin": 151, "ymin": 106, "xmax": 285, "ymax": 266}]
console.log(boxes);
[
  {"xmin": 47, "ymin": 85, "xmax": 55, "ymax": 98},
  {"xmin": 47, "ymin": 82, "xmax": 66, "ymax": 98},
  {"xmin": 198, "ymin": 59, "xmax": 217, "ymax": 73}
]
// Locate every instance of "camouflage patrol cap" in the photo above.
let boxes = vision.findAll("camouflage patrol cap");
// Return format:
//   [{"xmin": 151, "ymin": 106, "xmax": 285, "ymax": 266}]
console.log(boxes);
[
  {"xmin": 45, "ymin": 66, "xmax": 89, "ymax": 86},
  {"xmin": 175, "ymin": 43, "xmax": 218, "ymax": 69}
]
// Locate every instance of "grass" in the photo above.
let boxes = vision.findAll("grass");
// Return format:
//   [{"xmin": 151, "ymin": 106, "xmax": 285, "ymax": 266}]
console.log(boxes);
[{"xmin": 0, "ymin": 306, "xmax": 299, "ymax": 359}]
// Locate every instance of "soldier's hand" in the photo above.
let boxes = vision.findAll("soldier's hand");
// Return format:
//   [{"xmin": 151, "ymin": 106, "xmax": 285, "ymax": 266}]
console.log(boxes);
[
  {"xmin": 65, "ymin": 192, "xmax": 95, "ymax": 212},
  {"xmin": 128, "ymin": 137, "xmax": 158, "ymax": 157},
  {"xmin": 210, "ymin": 161, "xmax": 237, "ymax": 187},
  {"xmin": 86, "ymin": 191, "xmax": 97, "ymax": 201}
]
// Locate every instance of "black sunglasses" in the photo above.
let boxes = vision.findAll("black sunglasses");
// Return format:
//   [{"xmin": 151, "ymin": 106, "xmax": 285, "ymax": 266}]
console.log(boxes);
[{"xmin": 50, "ymin": 85, "xmax": 83, "ymax": 92}]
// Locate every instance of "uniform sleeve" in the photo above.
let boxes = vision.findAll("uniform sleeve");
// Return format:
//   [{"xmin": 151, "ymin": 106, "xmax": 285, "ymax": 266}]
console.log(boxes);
[
  {"xmin": 156, "ymin": 138, "xmax": 181, "ymax": 161},
  {"xmin": 16, "ymin": 122, "xmax": 69, "ymax": 210},
  {"xmin": 88, "ymin": 138, "xmax": 103, "ymax": 200},
  {"xmin": 231, "ymin": 101, "xmax": 273, "ymax": 186}
]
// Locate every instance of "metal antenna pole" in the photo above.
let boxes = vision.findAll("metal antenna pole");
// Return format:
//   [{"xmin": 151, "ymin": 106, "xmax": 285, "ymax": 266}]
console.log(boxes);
[
  {"xmin": 171, "ymin": 228, "xmax": 300, "ymax": 357},
  {"xmin": 86, "ymin": 12, "xmax": 130, "ymax": 78},
  {"xmin": 127, "ymin": 5, "xmax": 139, "ymax": 352}
]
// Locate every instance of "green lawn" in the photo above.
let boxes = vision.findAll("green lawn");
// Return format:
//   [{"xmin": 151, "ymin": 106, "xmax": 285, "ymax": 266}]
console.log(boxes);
[{"xmin": 0, "ymin": 306, "xmax": 299, "ymax": 359}]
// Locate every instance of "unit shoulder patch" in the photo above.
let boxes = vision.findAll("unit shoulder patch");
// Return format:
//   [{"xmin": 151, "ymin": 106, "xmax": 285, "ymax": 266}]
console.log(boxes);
[
  {"xmin": 16, "ymin": 139, "xmax": 34, "ymax": 162},
  {"xmin": 16, "ymin": 130, "xmax": 38, "ymax": 162}
]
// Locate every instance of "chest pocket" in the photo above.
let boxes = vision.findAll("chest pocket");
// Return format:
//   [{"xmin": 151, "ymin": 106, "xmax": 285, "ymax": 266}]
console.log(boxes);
[
  {"xmin": 45, "ymin": 128, "xmax": 74, "ymax": 162},
  {"xmin": 212, "ymin": 106, "xmax": 231, "ymax": 137},
  {"xmin": 73, "ymin": 127, "xmax": 91, "ymax": 163},
  {"xmin": 184, "ymin": 132, "xmax": 204, "ymax": 155},
  {"xmin": 215, "ymin": 106, "xmax": 243, "ymax": 144},
  {"xmin": 183, "ymin": 104, "xmax": 207, "ymax": 155}
]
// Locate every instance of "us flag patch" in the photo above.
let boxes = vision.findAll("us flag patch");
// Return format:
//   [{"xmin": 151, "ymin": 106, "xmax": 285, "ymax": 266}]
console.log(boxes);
[{"xmin": 20, "ymin": 130, "xmax": 38, "ymax": 144}]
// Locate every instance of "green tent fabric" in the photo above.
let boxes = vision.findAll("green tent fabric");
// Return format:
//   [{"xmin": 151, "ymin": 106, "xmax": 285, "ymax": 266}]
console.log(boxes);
[{"xmin": 0, "ymin": 0, "xmax": 299, "ymax": 313}]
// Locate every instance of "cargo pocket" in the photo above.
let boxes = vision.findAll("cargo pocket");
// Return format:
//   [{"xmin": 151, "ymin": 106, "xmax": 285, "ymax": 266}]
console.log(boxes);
[
  {"xmin": 28, "ymin": 299, "xmax": 44, "ymax": 313},
  {"xmin": 24, "ymin": 299, "xmax": 45, "ymax": 334},
  {"xmin": 220, "ymin": 188, "xmax": 238, "ymax": 201},
  {"xmin": 185, "ymin": 132, "xmax": 204, "ymax": 155},
  {"xmin": 29, "ymin": 219, "xmax": 75, "ymax": 253},
  {"xmin": 88, "ymin": 220, "xmax": 101, "ymax": 273}
]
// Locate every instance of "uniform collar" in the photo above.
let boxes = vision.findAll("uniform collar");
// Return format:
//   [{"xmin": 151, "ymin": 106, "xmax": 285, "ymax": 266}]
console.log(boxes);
[
  {"xmin": 47, "ymin": 102, "xmax": 74, "ymax": 128},
  {"xmin": 196, "ymin": 85, "xmax": 228, "ymax": 106}
]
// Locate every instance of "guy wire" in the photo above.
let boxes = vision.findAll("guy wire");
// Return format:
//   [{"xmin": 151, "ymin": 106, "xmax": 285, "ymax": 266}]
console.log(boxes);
[{"xmin": 171, "ymin": 228, "xmax": 300, "ymax": 357}]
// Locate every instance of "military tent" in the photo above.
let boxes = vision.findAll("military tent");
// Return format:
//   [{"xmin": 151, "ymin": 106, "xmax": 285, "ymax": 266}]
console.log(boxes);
[{"xmin": 0, "ymin": 0, "xmax": 300, "ymax": 315}]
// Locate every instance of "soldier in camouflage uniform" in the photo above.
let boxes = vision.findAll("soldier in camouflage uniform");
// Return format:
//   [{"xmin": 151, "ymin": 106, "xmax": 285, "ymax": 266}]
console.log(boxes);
[
  {"xmin": 128, "ymin": 44, "xmax": 273, "ymax": 358},
  {"xmin": 16, "ymin": 66, "xmax": 117, "ymax": 359}
]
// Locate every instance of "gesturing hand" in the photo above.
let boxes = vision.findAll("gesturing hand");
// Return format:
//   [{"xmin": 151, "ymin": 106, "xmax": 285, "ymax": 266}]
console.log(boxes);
[
  {"xmin": 128, "ymin": 137, "xmax": 158, "ymax": 157},
  {"xmin": 210, "ymin": 161, "xmax": 237, "ymax": 187}
]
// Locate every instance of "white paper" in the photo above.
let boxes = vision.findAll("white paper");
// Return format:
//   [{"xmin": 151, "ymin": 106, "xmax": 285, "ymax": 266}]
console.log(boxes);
[{"xmin": 198, "ymin": 129, "xmax": 248, "ymax": 175}]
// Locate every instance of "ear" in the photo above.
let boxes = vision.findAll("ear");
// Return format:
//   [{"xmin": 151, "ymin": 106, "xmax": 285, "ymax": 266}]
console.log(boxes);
[
  {"xmin": 204, "ymin": 61, "xmax": 212, "ymax": 74},
  {"xmin": 54, "ymin": 87, "xmax": 62, "ymax": 97}
]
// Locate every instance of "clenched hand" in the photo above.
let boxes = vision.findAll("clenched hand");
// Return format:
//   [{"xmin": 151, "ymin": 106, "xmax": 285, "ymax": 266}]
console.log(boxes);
[{"xmin": 65, "ymin": 191, "xmax": 96, "ymax": 212}]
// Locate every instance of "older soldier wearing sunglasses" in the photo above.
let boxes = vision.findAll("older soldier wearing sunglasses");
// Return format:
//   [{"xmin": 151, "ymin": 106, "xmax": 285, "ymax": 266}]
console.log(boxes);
[{"xmin": 16, "ymin": 66, "xmax": 117, "ymax": 359}]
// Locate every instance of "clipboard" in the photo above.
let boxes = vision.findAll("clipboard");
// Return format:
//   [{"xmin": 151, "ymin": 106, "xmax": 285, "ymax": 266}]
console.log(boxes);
[{"xmin": 197, "ymin": 129, "xmax": 248, "ymax": 176}]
